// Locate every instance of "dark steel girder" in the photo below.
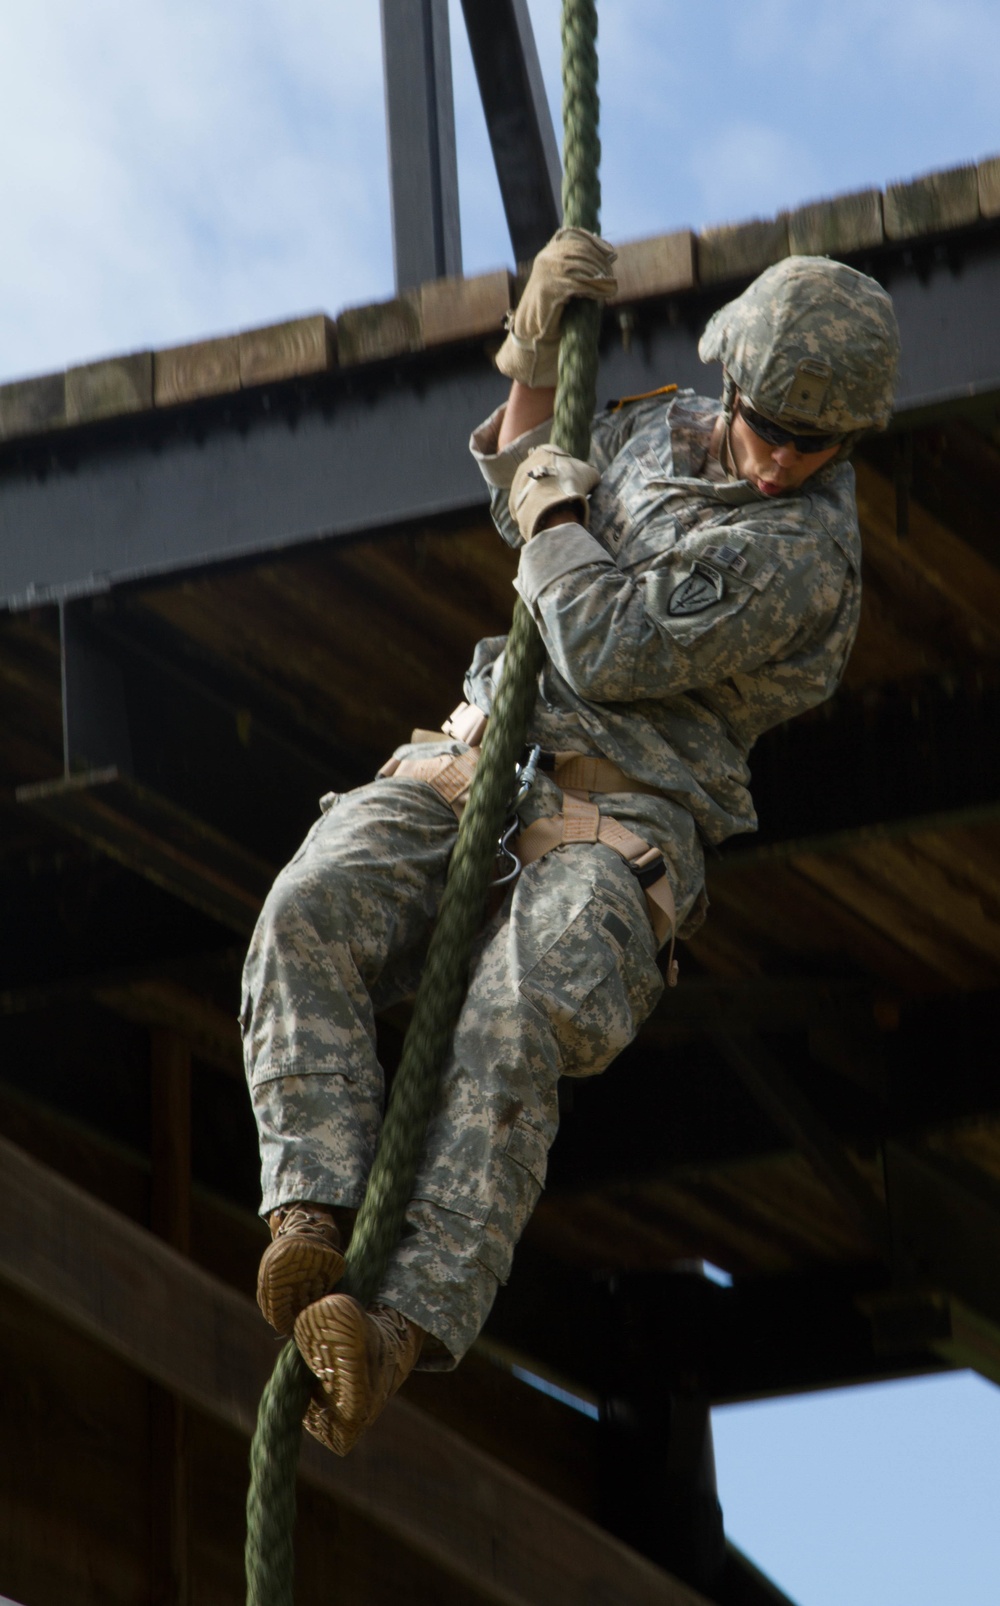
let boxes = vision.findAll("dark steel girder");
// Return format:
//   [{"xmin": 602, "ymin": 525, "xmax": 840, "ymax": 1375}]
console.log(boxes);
[
  {"xmin": 459, "ymin": 0, "xmax": 562, "ymax": 261},
  {"xmin": 381, "ymin": 0, "xmax": 462, "ymax": 290},
  {"xmin": 2, "ymin": 226, "xmax": 1000, "ymax": 614},
  {"xmin": 487, "ymin": 1245, "xmax": 946, "ymax": 1407}
]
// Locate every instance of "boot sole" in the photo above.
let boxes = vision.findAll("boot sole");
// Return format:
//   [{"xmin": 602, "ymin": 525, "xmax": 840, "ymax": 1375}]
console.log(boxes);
[
  {"xmin": 294, "ymin": 1295, "xmax": 370, "ymax": 1457},
  {"xmin": 257, "ymin": 1239, "xmax": 346, "ymax": 1335}
]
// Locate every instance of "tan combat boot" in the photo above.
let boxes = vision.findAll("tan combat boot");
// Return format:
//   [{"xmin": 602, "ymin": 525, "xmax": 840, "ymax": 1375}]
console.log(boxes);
[
  {"xmin": 294, "ymin": 1295, "xmax": 424, "ymax": 1456},
  {"xmin": 256, "ymin": 1203, "xmax": 346, "ymax": 1336}
]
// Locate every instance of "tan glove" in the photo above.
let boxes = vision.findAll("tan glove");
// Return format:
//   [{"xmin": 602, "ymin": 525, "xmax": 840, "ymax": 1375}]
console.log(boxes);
[
  {"xmin": 496, "ymin": 227, "xmax": 618, "ymax": 388},
  {"xmin": 509, "ymin": 445, "xmax": 600, "ymax": 541}
]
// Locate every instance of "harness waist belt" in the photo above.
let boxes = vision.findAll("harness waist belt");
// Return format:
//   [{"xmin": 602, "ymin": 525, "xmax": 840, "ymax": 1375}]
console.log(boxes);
[
  {"xmin": 379, "ymin": 712, "xmax": 678, "ymax": 978},
  {"xmin": 439, "ymin": 704, "xmax": 664, "ymax": 798}
]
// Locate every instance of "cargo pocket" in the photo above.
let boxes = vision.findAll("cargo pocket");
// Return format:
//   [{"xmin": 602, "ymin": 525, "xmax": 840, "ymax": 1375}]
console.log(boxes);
[
  {"xmin": 518, "ymin": 862, "xmax": 663, "ymax": 1078},
  {"xmin": 475, "ymin": 1118, "xmax": 549, "ymax": 1286}
]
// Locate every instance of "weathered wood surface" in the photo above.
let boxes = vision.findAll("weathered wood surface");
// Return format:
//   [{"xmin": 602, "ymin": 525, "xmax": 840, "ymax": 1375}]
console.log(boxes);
[
  {"xmin": 854, "ymin": 459, "xmax": 1000, "ymax": 656},
  {"xmin": 980, "ymin": 156, "xmax": 1000, "ymax": 219},
  {"xmin": 66, "ymin": 352, "xmax": 153, "ymax": 424},
  {"xmin": 0, "ymin": 1134, "xmax": 708, "ymax": 1606},
  {"xmin": 336, "ymin": 294, "xmax": 423, "ymax": 365},
  {"xmin": 239, "ymin": 314, "xmax": 336, "ymax": 387},
  {"xmin": 610, "ymin": 231, "xmax": 696, "ymax": 303},
  {"xmin": 883, "ymin": 163, "xmax": 979, "ymax": 239},
  {"xmin": 154, "ymin": 334, "xmax": 241, "ymax": 406},
  {"xmin": 696, "ymin": 217, "xmax": 788, "ymax": 284},
  {"xmin": 420, "ymin": 270, "xmax": 513, "ymax": 346},
  {"xmin": 786, "ymin": 189, "xmax": 883, "ymax": 257}
]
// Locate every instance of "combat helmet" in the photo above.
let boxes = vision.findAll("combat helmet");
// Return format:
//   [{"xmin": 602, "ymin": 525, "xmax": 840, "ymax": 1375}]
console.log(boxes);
[{"xmin": 698, "ymin": 256, "xmax": 900, "ymax": 448}]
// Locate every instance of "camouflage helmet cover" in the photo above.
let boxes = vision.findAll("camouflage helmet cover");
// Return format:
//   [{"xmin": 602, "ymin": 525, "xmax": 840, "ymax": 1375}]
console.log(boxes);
[{"xmin": 698, "ymin": 256, "xmax": 900, "ymax": 435}]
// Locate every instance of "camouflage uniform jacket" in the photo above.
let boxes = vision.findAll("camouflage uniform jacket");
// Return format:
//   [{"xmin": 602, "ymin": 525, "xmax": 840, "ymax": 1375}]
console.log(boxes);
[{"xmin": 468, "ymin": 388, "xmax": 862, "ymax": 857}]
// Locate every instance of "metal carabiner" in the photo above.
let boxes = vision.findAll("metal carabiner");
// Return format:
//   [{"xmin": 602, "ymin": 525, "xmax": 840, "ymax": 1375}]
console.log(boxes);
[
  {"xmin": 492, "ymin": 816, "xmax": 522, "ymax": 888},
  {"xmin": 491, "ymin": 744, "xmax": 542, "ymax": 887},
  {"xmin": 513, "ymin": 743, "xmax": 542, "ymax": 808}
]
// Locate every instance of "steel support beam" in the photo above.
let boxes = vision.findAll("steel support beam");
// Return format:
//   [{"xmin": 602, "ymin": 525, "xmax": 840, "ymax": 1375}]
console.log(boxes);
[
  {"xmin": 60, "ymin": 601, "xmax": 133, "ymax": 775},
  {"xmin": 487, "ymin": 1245, "xmax": 944, "ymax": 1409},
  {"xmin": 2, "ymin": 226, "xmax": 999, "ymax": 614},
  {"xmin": 381, "ymin": 0, "xmax": 462, "ymax": 290},
  {"xmin": 459, "ymin": 0, "xmax": 561, "ymax": 261},
  {"xmin": 600, "ymin": 1268, "xmax": 726, "ymax": 1594}
]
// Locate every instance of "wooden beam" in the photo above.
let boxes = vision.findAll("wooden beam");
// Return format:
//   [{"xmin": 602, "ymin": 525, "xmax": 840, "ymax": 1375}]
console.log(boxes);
[
  {"xmin": 1, "ymin": 955, "xmax": 244, "ymax": 1078},
  {"xmin": 708, "ymin": 1032, "xmax": 891, "ymax": 1259},
  {"xmin": 16, "ymin": 767, "xmax": 273, "ymax": 936},
  {"xmin": 0, "ymin": 1135, "xmax": 708, "ymax": 1606},
  {"xmin": 864, "ymin": 1289, "xmax": 1000, "ymax": 1386},
  {"xmin": 854, "ymin": 458, "xmax": 1000, "ymax": 655}
]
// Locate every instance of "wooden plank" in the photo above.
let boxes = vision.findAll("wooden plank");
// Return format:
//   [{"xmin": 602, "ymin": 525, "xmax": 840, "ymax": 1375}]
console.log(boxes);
[
  {"xmin": 913, "ymin": 826, "xmax": 1000, "ymax": 911},
  {"xmin": 66, "ymin": 352, "xmax": 153, "ymax": 424},
  {"xmin": 709, "ymin": 1033, "xmax": 889, "ymax": 1258},
  {"xmin": 785, "ymin": 189, "xmax": 883, "ymax": 257},
  {"xmin": 853, "ymin": 459, "xmax": 1000, "ymax": 653},
  {"xmin": 790, "ymin": 849, "xmax": 998, "ymax": 991},
  {"xmin": 883, "ymin": 163, "xmax": 979, "ymax": 239},
  {"xmin": 239, "ymin": 315, "xmax": 337, "ymax": 387},
  {"xmin": 883, "ymin": 1141, "xmax": 1000, "ymax": 1331},
  {"xmin": 846, "ymin": 837, "xmax": 1000, "ymax": 969},
  {"xmin": 420, "ymin": 270, "xmax": 513, "ymax": 347},
  {"xmin": 0, "ymin": 1286, "xmax": 153, "ymax": 1606},
  {"xmin": 980, "ymin": 155, "xmax": 1000, "ymax": 220},
  {"xmin": 0, "ymin": 1135, "xmax": 708, "ymax": 1606},
  {"xmin": 696, "ymin": 217, "xmax": 788, "ymax": 285},
  {"xmin": 610, "ymin": 231, "xmax": 696, "ymax": 304},
  {"xmin": 16, "ymin": 767, "xmax": 274, "ymax": 937},
  {"xmin": 700, "ymin": 858, "xmax": 949, "ymax": 995},
  {"xmin": 865, "ymin": 1289, "xmax": 1000, "ymax": 1387},
  {"xmin": 336, "ymin": 295, "xmax": 423, "ymax": 366},
  {"xmin": 0, "ymin": 371, "xmax": 66, "ymax": 440},
  {"xmin": 154, "ymin": 336, "xmax": 241, "ymax": 406}
]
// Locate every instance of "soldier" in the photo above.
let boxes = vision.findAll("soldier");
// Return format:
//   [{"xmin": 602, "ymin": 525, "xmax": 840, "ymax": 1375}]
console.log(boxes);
[{"xmin": 242, "ymin": 234, "xmax": 900, "ymax": 1455}]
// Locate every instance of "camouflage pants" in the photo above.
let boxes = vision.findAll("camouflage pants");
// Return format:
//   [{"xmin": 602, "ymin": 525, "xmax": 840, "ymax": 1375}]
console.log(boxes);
[{"xmin": 242, "ymin": 764, "xmax": 701, "ymax": 1368}]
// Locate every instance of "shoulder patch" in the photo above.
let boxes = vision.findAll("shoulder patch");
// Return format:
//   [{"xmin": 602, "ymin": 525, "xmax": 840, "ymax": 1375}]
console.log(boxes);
[{"xmin": 667, "ymin": 562, "xmax": 725, "ymax": 617}]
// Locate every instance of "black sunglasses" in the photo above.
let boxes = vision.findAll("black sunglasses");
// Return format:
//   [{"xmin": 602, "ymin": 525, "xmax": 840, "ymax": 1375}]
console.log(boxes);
[{"xmin": 739, "ymin": 400, "xmax": 843, "ymax": 455}]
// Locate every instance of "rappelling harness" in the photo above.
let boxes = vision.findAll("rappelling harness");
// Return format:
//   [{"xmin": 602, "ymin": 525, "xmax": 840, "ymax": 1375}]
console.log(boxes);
[{"xmin": 380, "ymin": 699, "xmax": 678, "ymax": 975}]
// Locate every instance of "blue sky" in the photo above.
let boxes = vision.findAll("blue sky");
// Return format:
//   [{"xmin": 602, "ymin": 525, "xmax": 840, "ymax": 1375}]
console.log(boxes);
[
  {"xmin": 1, "ymin": 0, "xmax": 999, "ymax": 381},
  {"xmin": 714, "ymin": 1371, "xmax": 1000, "ymax": 1605},
  {"xmin": 1, "ymin": 4, "xmax": 998, "ymax": 1602}
]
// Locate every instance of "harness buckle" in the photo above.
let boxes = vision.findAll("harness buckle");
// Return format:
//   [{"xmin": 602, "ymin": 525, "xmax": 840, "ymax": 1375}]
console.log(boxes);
[{"xmin": 631, "ymin": 850, "xmax": 667, "ymax": 889}]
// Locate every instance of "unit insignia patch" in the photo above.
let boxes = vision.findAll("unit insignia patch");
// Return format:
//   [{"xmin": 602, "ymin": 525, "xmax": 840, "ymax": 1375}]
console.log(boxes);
[{"xmin": 666, "ymin": 561, "xmax": 725, "ymax": 617}]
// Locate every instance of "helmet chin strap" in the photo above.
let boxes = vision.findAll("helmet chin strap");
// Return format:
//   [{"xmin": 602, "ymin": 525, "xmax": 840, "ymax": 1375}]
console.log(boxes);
[{"xmin": 719, "ymin": 372, "xmax": 741, "ymax": 480}]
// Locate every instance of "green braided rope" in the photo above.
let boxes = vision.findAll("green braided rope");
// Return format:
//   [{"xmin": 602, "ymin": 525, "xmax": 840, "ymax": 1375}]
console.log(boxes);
[{"xmin": 245, "ymin": 4, "xmax": 602, "ymax": 1600}]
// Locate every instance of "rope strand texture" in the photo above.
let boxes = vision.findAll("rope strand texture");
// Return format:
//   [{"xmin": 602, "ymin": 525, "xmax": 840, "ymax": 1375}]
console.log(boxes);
[{"xmin": 245, "ymin": 4, "xmax": 602, "ymax": 1599}]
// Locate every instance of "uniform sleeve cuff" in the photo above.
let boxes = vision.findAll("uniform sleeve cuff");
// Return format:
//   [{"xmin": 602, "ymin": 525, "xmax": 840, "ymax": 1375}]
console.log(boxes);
[
  {"xmin": 514, "ymin": 524, "xmax": 610, "ymax": 603},
  {"xmin": 469, "ymin": 404, "xmax": 553, "ymax": 490}
]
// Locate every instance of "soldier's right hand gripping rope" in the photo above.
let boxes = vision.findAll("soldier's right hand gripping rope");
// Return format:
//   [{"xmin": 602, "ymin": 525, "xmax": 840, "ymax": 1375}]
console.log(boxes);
[{"xmin": 495, "ymin": 226, "xmax": 617, "ymax": 389}]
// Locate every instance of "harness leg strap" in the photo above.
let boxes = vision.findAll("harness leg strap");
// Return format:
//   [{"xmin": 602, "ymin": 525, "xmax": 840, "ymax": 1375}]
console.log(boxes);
[{"xmin": 516, "ymin": 812, "xmax": 679, "ymax": 985}]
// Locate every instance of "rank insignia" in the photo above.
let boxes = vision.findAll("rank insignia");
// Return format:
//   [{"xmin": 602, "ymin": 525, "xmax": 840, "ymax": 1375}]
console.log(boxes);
[{"xmin": 667, "ymin": 561, "xmax": 725, "ymax": 617}]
